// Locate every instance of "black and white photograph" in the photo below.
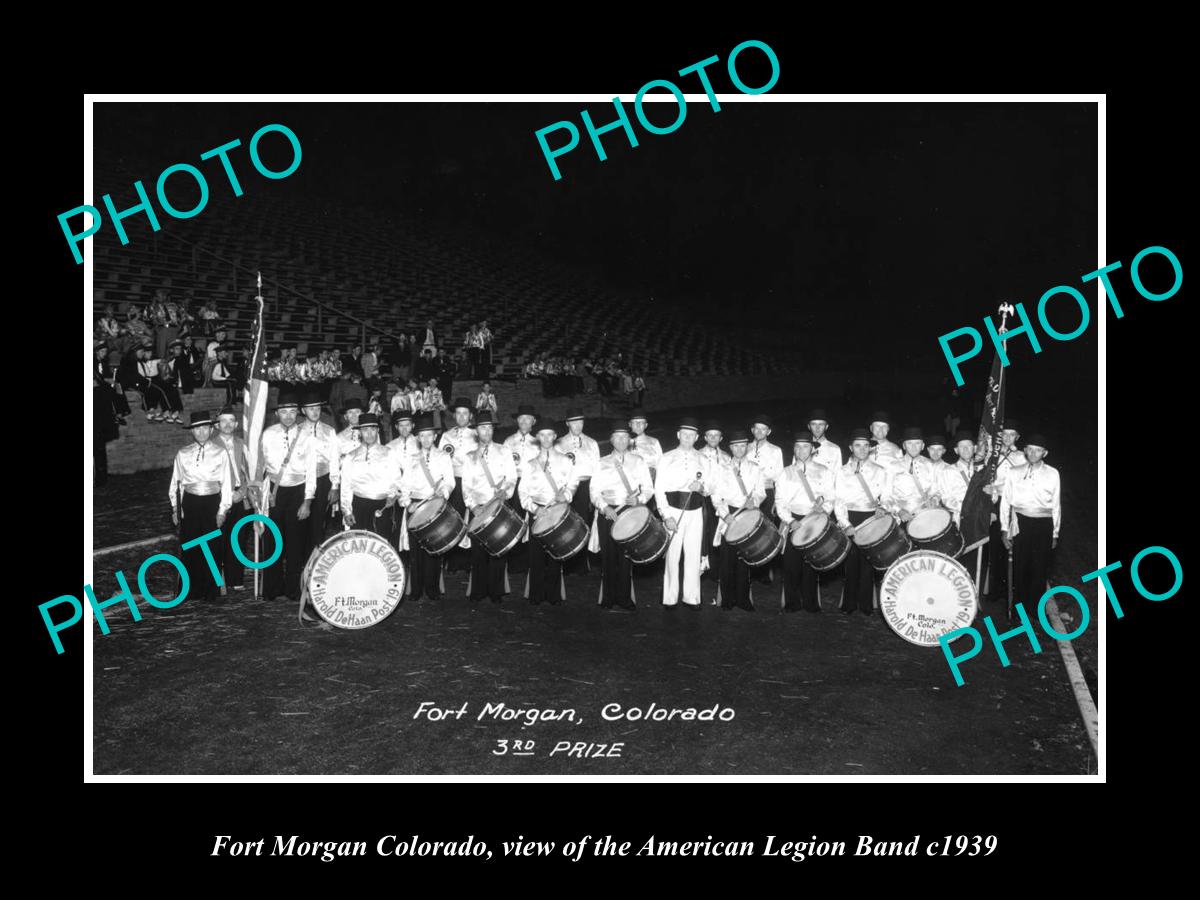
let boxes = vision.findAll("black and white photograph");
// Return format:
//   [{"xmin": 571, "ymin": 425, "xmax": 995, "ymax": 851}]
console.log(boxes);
[{"xmin": 81, "ymin": 90, "xmax": 1108, "ymax": 778}]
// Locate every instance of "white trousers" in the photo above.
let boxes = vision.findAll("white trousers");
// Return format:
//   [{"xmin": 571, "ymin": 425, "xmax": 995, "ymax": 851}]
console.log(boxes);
[{"xmin": 662, "ymin": 506, "xmax": 703, "ymax": 606}]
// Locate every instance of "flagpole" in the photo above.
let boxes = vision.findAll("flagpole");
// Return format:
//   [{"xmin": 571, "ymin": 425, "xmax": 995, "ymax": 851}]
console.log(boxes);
[
  {"xmin": 996, "ymin": 302, "xmax": 1015, "ymax": 621},
  {"xmin": 253, "ymin": 271, "xmax": 263, "ymax": 601}
]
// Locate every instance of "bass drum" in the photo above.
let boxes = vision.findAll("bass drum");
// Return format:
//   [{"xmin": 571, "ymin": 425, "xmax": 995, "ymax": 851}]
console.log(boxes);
[
  {"xmin": 467, "ymin": 497, "xmax": 527, "ymax": 557},
  {"xmin": 300, "ymin": 529, "xmax": 405, "ymax": 629},
  {"xmin": 906, "ymin": 507, "xmax": 964, "ymax": 558},
  {"xmin": 724, "ymin": 508, "xmax": 786, "ymax": 567},
  {"xmin": 853, "ymin": 513, "xmax": 911, "ymax": 571},
  {"xmin": 790, "ymin": 511, "xmax": 850, "ymax": 571},
  {"xmin": 880, "ymin": 550, "xmax": 978, "ymax": 646},
  {"xmin": 531, "ymin": 501, "xmax": 590, "ymax": 561},
  {"xmin": 611, "ymin": 505, "xmax": 669, "ymax": 564},
  {"xmin": 407, "ymin": 495, "xmax": 468, "ymax": 555}
]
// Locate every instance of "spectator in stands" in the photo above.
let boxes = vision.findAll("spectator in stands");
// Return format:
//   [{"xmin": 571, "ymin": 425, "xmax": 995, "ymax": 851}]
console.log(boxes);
[
  {"xmin": 420, "ymin": 319, "xmax": 438, "ymax": 353},
  {"xmin": 464, "ymin": 322, "xmax": 482, "ymax": 379},
  {"xmin": 96, "ymin": 304, "xmax": 123, "ymax": 348},
  {"xmin": 94, "ymin": 340, "xmax": 129, "ymax": 427},
  {"xmin": 126, "ymin": 304, "xmax": 152, "ymax": 347},
  {"xmin": 423, "ymin": 378, "xmax": 445, "ymax": 430},
  {"xmin": 362, "ymin": 341, "xmax": 381, "ymax": 393},
  {"xmin": 343, "ymin": 344, "xmax": 364, "ymax": 378},
  {"xmin": 181, "ymin": 335, "xmax": 204, "ymax": 386},
  {"xmin": 152, "ymin": 349, "xmax": 183, "ymax": 424},
  {"xmin": 479, "ymin": 319, "xmax": 494, "ymax": 379},
  {"xmin": 328, "ymin": 370, "xmax": 354, "ymax": 421},
  {"xmin": 634, "ymin": 371, "xmax": 646, "ymax": 406},
  {"xmin": 392, "ymin": 333, "xmax": 413, "ymax": 382},
  {"xmin": 621, "ymin": 369, "xmax": 634, "ymax": 397},
  {"xmin": 198, "ymin": 298, "xmax": 222, "ymax": 337},
  {"xmin": 436, "ymin": 348, "xmax": 457, "ymax": 407},
  {"xmin": 329, "ymin": 348, "xmax": 343, "ymax": 379},
  {"xmin": 169, "ymin": 339, "xmax": 195, "ymax": 395},
  {"xmin": 476, "ymin": 381, "xmax": 498, "ymax": 416},
  {"xmin": 415, "ymin": 346, "xmax": 436, "ymax": 382}
]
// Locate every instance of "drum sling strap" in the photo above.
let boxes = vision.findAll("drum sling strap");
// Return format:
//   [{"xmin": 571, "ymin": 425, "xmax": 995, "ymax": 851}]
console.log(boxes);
[
  {"xmin": 794, "ymin": 464, "xmax": 816, "ymax": 504},
  {"xmin": 908, "ymin": 460, "xmax": 930, "ymax": 503},
  {"xmin": 854, "ymin": 465, "xmax": 880, "ymax": 510},
  {"xmin": 268, "ymin": 427, "xmax": 301, "ymax": 508}
]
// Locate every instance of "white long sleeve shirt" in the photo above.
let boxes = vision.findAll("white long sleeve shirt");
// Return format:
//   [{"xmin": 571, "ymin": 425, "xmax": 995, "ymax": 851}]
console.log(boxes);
[
  {"xmin": 834, "ymin": 459, "xmax": 893, "ymax": 527},
  {"xmin": 869, "ymin": 438, "xmax": 904, "ymax": 474},
  {"xmin": 339, "ymin": 443, "xmax": 403, "ymax": 510},
  {"xmin": 938, "ymin": 459, "xmax": 980, "ymax": 526},
  {"xmin": 654, "ymin": 447, "xmax": 716, "ymax": 512},
  {"xmin": 1000, "ymin": 461, "xmax": 1061, "ymax": 538},
  {"xmin": 169, "ymin": 439, "xmax": 233, "ymax": 515},
  {"xmin": 714, "ymin": 457, "xmax": 766, "ymax": 518},
  {"xmin": 439, "ymin": 425, "xmax": 478, "ymax": 478},
  {"xmin": 891, "ymin": 455, "xmax": 941, "ymax": 516},
  {"xmin": 748, "ymin": 440, "xmax": 784, "ymax": 489},
  {"xmin": 300, "ymin": 419, "xmax": 342, "ymax": 488},
  {"xmin": 590, "ymin": 451, "xmax": 653, "ymax": 511},
  {"xmin": 774, "ymin": 460, "xmax": 835, "ymax": 522},
  {"xmin": 503, "ymin": 428, "xmax": 541, "ymax": 470},
  {"xmin": 518, "ymin": 449, "xmax": 579, "ymax": 513},
  {"xmin": 260, "ymin": 422, "xmax": 317, "ymax": 498},
  {"xmin": 399, "ymin": 447, "xmax": 455, "ymax": 504},
  {"xmin": 386, "ymin": 432, "xmax": 420, "ymax": 470},
  {"xmin": 462, "ymin": 441, "xmax": 519, "ymax": 508},
  {"xmin": 629, "ymin": 433, "xmax": 663, "ymax": 470},
  {"xmin": 812, "ymin": 437, "xmax": 843, "ymax": 472},
  {"xmin": 556, "ymin": 431, "xmax": 601, "ymax": 480}
]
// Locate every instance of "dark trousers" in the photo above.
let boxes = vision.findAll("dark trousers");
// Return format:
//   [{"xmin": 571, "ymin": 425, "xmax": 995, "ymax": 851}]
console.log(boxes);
[
  {"xmin": 1012, "ymin": 515, "xmax": 1053, "ymax": 613},
  {"xmin": 445, "ymin": 476, "xmax": 470, "ymax": 571},
  {"xmin": 263, "ymin": 484, "xmax": 307, "ymax": 600},
  {"xmin": 180, "ymin": 492, "xmax": 221, "ymax": 601},
  {"xmin": 352, "ymin": 495, "xmax": 391, "ymax": 539},
  {"xmin": 782, "ymin": 540, "xmax": 820, "ymax": 611},
  {"xmin": 752, "ymin": 488, "xmax": 778, "ymax": 584},
  {"xmin": 468, "ymin": 542, "xmax": 508, "ymax": 602},
  {"xmin": 842, "ymin": 509, "xmax": 877, "ymax": 614},
  {"xmin": 408, "ymin": 545, "xmax": 444, "ymax": 600},
  {"xmin": 988, "ymin": 513, "xmax": 1009, "ymax": 599},
  {"xmin": 221, "ymin": 501, "xmax": 250, "ymax": 589},
  {"xmin": 306, "ymin": 474, "xmax": 333, "ymax": 555},
  {"xmin": 597, "ymin": 513, "xmax": 634, "ymax": 608},
  {"xmin": 527, "ymin": 536, "xmax": 564, "ymax": 605},
  {"xmin": 717, "ymin": 541, "xmax": 754, "ymax": 611},
  {"xmin": 505, "ymin": 489, "xmax": 530, "ymax": 573},
  {"xmin": 563, "ymin": 478, "xmax": 593, "ymax": 574},
  {"xmin": 701, "ymin": 497, "xmax": 718, "ymax": 579},
  {"xmin": 151, "ymin": 377, "xmax": 183, "ymax": 412},
  {"xmin": 467, "ymin": 347, "xmax": 481, "ymax": 378}
]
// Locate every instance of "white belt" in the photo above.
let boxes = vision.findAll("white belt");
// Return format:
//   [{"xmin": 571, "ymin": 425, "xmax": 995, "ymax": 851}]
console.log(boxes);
[{"xmin": 184, "ymin": 481, "xmax": 221, "ymax": 496}]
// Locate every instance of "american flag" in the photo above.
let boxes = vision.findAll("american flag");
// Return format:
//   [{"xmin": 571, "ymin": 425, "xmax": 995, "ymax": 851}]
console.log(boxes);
[
  {"xmin": 959, "ymin": 304, "xmax": 1011, "ymax": 553},
  {"xmin": 242, "ymin": 273, "xmax": 269, "ymax": 500}
]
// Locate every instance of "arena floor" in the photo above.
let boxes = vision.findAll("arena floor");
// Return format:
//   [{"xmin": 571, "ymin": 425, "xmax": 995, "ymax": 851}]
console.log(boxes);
[{"xmin": 89, "ymin": 399, "xmax": 1099, "ymax": 775}]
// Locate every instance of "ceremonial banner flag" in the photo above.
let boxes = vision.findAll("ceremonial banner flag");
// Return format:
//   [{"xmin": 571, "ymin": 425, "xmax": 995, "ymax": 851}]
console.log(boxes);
[
  {"xmin": 243, "ymin": 274, "xmax": 269, "ymax": 495},
  {"xmin": 959, "ymin": 305, "xmax": 1011, "ymax": 552}
]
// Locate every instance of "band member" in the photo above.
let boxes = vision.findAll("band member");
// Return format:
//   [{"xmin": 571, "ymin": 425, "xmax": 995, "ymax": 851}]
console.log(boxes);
[
  {"xmin": 925, "ymin": 434, "xmax": 952, "ymax": 477},
  {"xmin": 439, "ymin": 397, "xmax": 478, "ymax": 571},
  {"xmin": 868, "ymin": 411, "xmax": 904, "ymax": 473},
  {"xmin": 300, "ymin": 389, "xmax": 342, "ymax": 554},
  {"xmin": 339, "ymin": 412, "xmax": 402, "ymax": 540},
  {"xmin": 656, "ymin": 417, "xmax": 714, "ymax": 608},
  {"xmin": 169, "ymin": 412, "xmax": 234, "ymax": 603},
  {"xmin": 213, "ymin": 406, "xmax": 250, "ymax": 593},
  {"xmin": 985, "ymin": 420, "xmax": 1027, "ymax": 603},
  {"xmin": 749, "ymin": 414, "xmax": 784, "ymax": 584},
  {"xmin": 835, "ymin": 428, "xmax": 894, "ymax": 615},
  {"xmin": 336, "ymin": 399, "xmax": 365, "ymax": 459},
  {"xmin": 713, "ymin": 429, "xmax": 765, "ymax": 612},
  {"xmin": 259, "ymin": 389, "xmax": 317, "ymax": 602},
  {"xmin": 135, "ymin": 344, "xmax": 169, "ymax": 422},
  {"xmin": 519, "ymin": 418, "xmax": 579, "ymax": 605},
  {"xmin": 775, "ymin": 431, "xmax": 835, "ymax": 613},
  {"xmin": 502, "ymin": 403, "xmax": 541, "ymax": 574},
  {"xmin": 938, "ymin": 430, "xmax": 988, "ymax": 587},
  {"xmin": 557, "ymin": 407, "xmax": 600, "ymax": 574},
  {"xmin": 386, "ymin": 410, "xmax": 419, "ymax": 467},
  {"xmin": 1001, "ymin": 432, "xmax": 1061, "ymax": 616},
  {"xmin": 806, "ymin": 409, "xmax": 842, "ymax": 471},
  {"xmin": 590, "ymin": 420, "xmax": 653, "ymax": 611},
  {"xmin": 891, "ymin": 427, "xmax": 939, "ymax": 523},
  {"xmin": 152, "ymin": 351, "xmax": 184, "ymax": 424},
  {"xmin": 462, "ymin": 411, "xmax": 519, "ymax": 604},
  {"xmin": 699, "ymin": 420, "xmax": 730, "ymax": 578},
  {"xmin": 629, "ymin": 408, "xmax": 663, "ymax": 477},
  {"xmin": 399, "ymin": 413, "xmax": 455, "ymax": 601}
]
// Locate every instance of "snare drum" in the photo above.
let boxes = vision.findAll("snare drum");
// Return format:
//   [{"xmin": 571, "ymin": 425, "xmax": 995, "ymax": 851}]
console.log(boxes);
[
  {"xmin": 531, "ymin": 501, "xmax": 590, "ymax": 561},
  {"xmin": 790, "ymin": 511, "xmax": 851, "ymax": 571},
  {"xmin": 906, "ymin": 507, "xmax": 964, "ymax": 558},
  {"xmin": 724, "ymin": 508, "xmax": 786, "ymax": 567},
  {"xmin": 407, "ymin": 495, "xmax": 468, "ymax": 555},
  {"xmin": 300, "ymin": 530, "xmax": 405, "ymax": 629},
  {"xmin": 467, "ymin": 497, "xmax": 527, "ymax": 557},
  {"xmin": 853, "ymin": 513, "xmax": 911, "ymax": 571},
  {"xmin": 611, "ymin": 505, "xmax": 669, "ymax": 564}
]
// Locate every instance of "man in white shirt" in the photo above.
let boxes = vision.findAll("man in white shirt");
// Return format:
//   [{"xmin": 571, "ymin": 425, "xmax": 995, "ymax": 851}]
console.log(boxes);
[
  {"xmin": 868, "ymin": 411, "xmax": 904, "ymax": 473},
  {"xmin": 462, "ymin": 411, "xmax": 519, "ymax": 603},
  {"xmin": 1001, "ymin": 432, "xmax": 1061, "ymax": 618},
  {"xmin": 835, "ymin": 428, "xmax": 893, "ymax": 616},
  {"xmin": 299, "ymin": 389, "xmax": 342, "ymax": 556},
  {"xmin": 475, "ymin": 382, "xmax": 498, "ymax": 417},
  {"xmin": 557, "ymin": 407, "xmax": 601, "ymax": 575},
  {"xmin": 806, "ymin": 409, "xmax": 843, "ymax": 472},
  {"xmin": 503, "ymin": 403, "xmax": 541, "ymax": 575},
  {"xmin": 340, "ymin": 413, "xmax": 402, "ymax": 539},
  {"xmin": 399, "ymin": 413, "xmax": 455, "ymax": 601},
  {"xmin": 628, "ymin": 408, "xmax": 663, "ymax": 482},
  {"xmin": 258, "ymin": 389, "xmax": 317, "ymax": 602},
  {"xmin": 169, "ymin": 411, "xmax": 234, "ymax": 603},
  {"xmin": 986, "ymin": 420, "xmax": 1028, "ymax": 603},
  {"xmin": 213, "ymin": 405, "xmax": 251, "ymax": 594},
  {"xmin": 590, "ymin": 419, "xmax": 654, "ymax": 611},
  {"xmin": 925, "ymin": 433, "xmax": 952, "ymax": 478},
  {"xmin": 776, "ymin": 430, "xmax": 836, "ymax": 613},
  {"xmin": 519, "ymin": 418, "xmax": 579, "ymax": 606},
  {"xmin": 713, "ymin": 429, "xmax": 765, "ymax": 612},
  {"xmin": 699, "ymin": 420, "xmax": 730, "ymax": 578},
  {"xmin": 891, "ymin": 426, "xmax": 939, "ymax": 523},
  {"xmin": 439, "ymin": 397, "xmax": 478, "ymax": 572},
  {"xmin": 656, "ymin": 417, "xmax": 715, "ymax": 608},
  {"xmin": 748, "ymin": 413, "xmax": 784, "ymax": 584}
]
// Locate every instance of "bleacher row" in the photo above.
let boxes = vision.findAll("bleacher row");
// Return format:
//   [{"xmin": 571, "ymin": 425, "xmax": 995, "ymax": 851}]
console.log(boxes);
[{"xmin": 91, "ymin": 160, "xmax": 801, "ymax": 378}]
